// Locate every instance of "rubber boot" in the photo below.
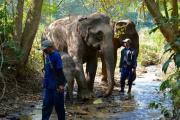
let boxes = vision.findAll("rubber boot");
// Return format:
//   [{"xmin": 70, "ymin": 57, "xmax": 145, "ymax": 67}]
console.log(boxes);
[
  {"xmin": 127, "ymin": 85, "xmax": 132, "ymax": 94},
  {"xmin": 120, "ymin": 80, "xmax": 125, "ymax": 94}
]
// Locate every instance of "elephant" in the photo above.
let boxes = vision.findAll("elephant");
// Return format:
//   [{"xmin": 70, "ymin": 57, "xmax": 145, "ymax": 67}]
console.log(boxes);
[
  {"xmin": 42, "ymin": 13, "xmax": 115, "ymax": 99},
  {"xmin": 60, "ymin": 52, "xmax": 76, "ymax": 101},
  {"xmin": 101, "ymin": 19, "xmax": 139, "ymax": 82}
]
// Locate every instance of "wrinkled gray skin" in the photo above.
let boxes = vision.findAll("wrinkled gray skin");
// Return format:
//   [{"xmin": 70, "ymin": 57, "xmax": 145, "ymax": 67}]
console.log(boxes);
[
  {"xmin": 42, "ymin": 13, "xmax": 114, "ymax": 99},
  {"xmin": 60, "ymin": 52, "xmax": 76, "ymax": 101}
]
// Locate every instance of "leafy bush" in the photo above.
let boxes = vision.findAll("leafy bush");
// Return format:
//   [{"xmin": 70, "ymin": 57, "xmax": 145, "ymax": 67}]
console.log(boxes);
[
  {"xmin": 138, "ymin": 28, "xmax": 164, "ymax": 66},
  {"xmin": 150, "ymin": 37, "xmax": 180, "ymax": 119},
  {"xmin": 0, "ymin": 4, "xmax": 13, "ymax": 42}
]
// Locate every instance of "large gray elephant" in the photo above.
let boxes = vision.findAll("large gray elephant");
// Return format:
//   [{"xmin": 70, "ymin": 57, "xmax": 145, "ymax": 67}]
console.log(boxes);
[{"xmin": 42, "ymin": 13, "xmax": 115, "ymax": 99}]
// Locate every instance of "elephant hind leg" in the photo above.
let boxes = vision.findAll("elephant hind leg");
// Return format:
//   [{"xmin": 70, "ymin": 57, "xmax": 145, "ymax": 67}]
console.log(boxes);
[
  {"xmin": 66, "ymin": 75, "xmax": 75, "ymax": 102},
  {"xmin": 86, "ymin": 56, "xmax": 97, "ymax": 92}
]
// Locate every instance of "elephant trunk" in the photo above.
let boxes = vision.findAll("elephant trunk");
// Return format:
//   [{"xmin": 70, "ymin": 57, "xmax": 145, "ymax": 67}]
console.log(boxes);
[{"xmin": 102, "ymin": 26, "xmax": 115, "ymax": 97}]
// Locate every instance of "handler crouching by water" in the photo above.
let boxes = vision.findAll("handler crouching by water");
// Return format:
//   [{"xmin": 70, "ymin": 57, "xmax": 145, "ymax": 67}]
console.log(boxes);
[
  {"xmin": 41, "ymin": 39, "xmax": 66, "ymax": 120},
  {"xmin": 119, "ymin": 38, "xmax": 137, "ymax": 94}
]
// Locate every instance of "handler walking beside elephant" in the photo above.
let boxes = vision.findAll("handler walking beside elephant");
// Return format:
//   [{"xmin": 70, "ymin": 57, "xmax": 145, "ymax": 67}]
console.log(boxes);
[
  {"xmin": 41, "ymin": 39, "xmax": 66, "ymax": 120},
  {"xmin": 119, "ymin": 38, "xmax": 137, "ymax": 94}
]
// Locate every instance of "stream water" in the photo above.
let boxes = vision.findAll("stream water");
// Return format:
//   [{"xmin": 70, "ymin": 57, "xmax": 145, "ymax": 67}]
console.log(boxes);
[
  {"xmin": 109, "ymin": 66, "xmax": 166, "ymax": 120},
  {"xmin": 1, "ymin": 65, "xmax": 172, "ymax": 120}
]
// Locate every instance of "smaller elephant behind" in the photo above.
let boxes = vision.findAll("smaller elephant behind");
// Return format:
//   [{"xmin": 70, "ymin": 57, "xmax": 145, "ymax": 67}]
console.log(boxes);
[
  {"xmin": 101, "ymin": 19, "xmax": 139, "ymax": 82},
  {"xmin": 60, "ymin": 52, "xmax": 76, "ymax": 101}
]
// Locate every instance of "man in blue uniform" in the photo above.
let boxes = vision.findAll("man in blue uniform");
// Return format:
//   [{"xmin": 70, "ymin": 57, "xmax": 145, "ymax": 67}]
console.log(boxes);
[
  {"xmin": 119, "ymin": 38, "xmax": 137, "ymax": 94},
  {"xmin": 41, "ymin": 39, "xmax": 66, "ymax": 120}
]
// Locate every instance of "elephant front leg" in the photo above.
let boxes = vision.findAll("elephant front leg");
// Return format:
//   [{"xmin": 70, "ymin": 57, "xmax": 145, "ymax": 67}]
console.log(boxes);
[
  {"xmin": 74, "ymin": 61, "xmax": 93, "ymax": 99},
  {"xmin": 86, "ymin": 57, "xmax": 97, "ymax": 92},
  {"xmin": 66, "ymin": 77, "xmax": 74, "ymax": 102}
]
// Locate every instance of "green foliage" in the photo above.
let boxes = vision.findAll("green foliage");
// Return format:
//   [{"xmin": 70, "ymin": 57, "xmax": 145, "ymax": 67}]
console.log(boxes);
[
  {"xmin": 86, "ymin": 0, "xmax": 139, "ymax": 21},
  {"xmin": 150, "ymin": 37, "xmax": 180, "ymax": 119},
  {"xmin": 0, "ymin": 1, "xmax": 21, "ymax": 65},
  {"xmin": 0, "ymin": 2, "xmax": 13, "ymax": 42},
  {"xmin": 138, "ymin": 28, "xmax": 164, "ymax": 66},
  {"xmin": 175, "ymin": 53, "xmax": 180, "ymax": 68},
  {"xmin": 162, "ymin": 53, "xmax": 174, "ymax": 74},
  {"xmin": 149, "ymin": 101, "xmax": 173, "ymax": 118}
]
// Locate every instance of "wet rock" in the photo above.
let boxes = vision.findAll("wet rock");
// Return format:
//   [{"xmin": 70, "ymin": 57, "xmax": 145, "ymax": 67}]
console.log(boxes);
[
  {"xmin": 153, "ymin": 78, "xmax": 161, "ymax": 81},
  {"xmin": 93, "ymin": 98, "xmax": 103, "ymax": 104},
  {"xmin": 68, "ymin": 110, "xmax": 88, "ymax": 115},
  {"xmin": 96, "ymin": 103, "xmax": 107, "ymax": 110},
  {"xmin": 82, "ymin": 107, "xmax": 89, "ymax": 112},
  {"xmin": 0, "ymin": 112, "xmax": 7, "ymax": 118},
  {"xmin": 112, "ymin": 109, "xmax": 120, "ymax": 113},
  {"xmin": 19, "ymin": 115, "xmax": 32, "ymax": 120},
  {"xmin": 6, "ymin": 116, "xmax": 20, "ymax": 120},
  {"xmin": 108, "ymin": 109, "xmax": 113, "ymax": 113},
  {"xmin": 159, "ymin": 115, "xmax": 165, "ymax": 120},
  {"xmin": 142, "ymin": 70, "xmax": 147, "ymax": 73},
  {"xmin": 30, "ymin": 104, "xmax": 35, "ymax": 108}
]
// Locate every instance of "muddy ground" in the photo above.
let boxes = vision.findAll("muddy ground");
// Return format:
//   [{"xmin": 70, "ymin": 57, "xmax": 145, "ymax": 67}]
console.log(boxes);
[{"xmin": 0, "ymin": 65, "xmax": 170, "ymax": 120}]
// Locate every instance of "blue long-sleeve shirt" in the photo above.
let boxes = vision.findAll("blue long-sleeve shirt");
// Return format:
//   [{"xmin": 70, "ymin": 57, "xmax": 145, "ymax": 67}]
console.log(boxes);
[
  {"xmin": 119, "ymin": 48, "xmax": 137, "ymax": 69},
  {"xmin": 43, "ymin": 50, "xmax": 66, "ymax": 89}
]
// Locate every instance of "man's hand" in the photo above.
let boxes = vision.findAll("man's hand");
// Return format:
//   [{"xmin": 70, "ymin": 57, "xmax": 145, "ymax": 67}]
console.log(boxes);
[
  {"xmin": 132, "ymin": 68, "xmax": 136, "ymax": 73},
  {"xmin": 57, "ymin": 85, "xmax": 64, "ymax": 92}
]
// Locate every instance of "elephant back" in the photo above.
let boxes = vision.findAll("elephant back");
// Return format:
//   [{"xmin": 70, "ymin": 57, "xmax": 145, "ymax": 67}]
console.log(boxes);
[{"xmin": 41, "ymin": 15, "xmax": 81, "ymax": 52}]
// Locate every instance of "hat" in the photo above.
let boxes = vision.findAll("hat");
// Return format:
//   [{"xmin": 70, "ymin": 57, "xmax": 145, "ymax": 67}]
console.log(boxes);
[
  {"xmin": 40, "ymin": 39, "xmax": 54, "ymax": 50},
  {"xmin": 123, "ymin": 38, "xmax": 131, "ymax": 43}
]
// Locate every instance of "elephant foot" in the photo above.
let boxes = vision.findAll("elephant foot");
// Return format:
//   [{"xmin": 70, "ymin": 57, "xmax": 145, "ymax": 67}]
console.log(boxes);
[
  {"xmin": 103, "ymin": 91, "xmax": 112, "ymax": 97},
  {"xmin": 65, "ymin": 92, "xmax": 73, "ymax": 103},
  {"xmin": 103, "ymin": 82, "xmax": 115, "ymax": 97},
  {"xmin": 114, "ymin": 81, "xmax": 120, "ymax": 87},
  {"xmin": 77, "ymin": 88, "xmax": 94, "ymax": 100}
]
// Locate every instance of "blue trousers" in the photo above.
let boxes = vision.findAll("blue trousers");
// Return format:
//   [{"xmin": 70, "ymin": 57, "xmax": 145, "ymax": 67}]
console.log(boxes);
[
  {"xmin": 42, "ymin": 89, "xmax": 65, "ymax": 120},
  {"xmin": 120, "ymin": 67, "xmax": 134, "ymax": 90}
]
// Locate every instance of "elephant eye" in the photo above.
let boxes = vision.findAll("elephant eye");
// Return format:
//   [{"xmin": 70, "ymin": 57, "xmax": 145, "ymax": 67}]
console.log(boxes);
[{"xmin": 96, "ymin": 31, "xmax": 103, "ymax": 41}]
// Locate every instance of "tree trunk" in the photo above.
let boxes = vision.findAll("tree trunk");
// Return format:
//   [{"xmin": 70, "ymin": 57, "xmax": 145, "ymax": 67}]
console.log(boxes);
[
  {"xmin": 14, "ymin": 0, "xmax": 24, "ymax": 42},
  {"xmin": 144, "ymin": 0, "xmax": 179, "ymax": 51},
  {"xmin": 20, "ymin": 0, "xmax": 43, "ymax": 65}
]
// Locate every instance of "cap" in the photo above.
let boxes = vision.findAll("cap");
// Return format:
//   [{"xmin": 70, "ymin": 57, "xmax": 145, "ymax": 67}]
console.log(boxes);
[
  {"xmin": 123, "ymin": 38, "xmax": 131, "ymax": 43},
  {"xmin": 40, "ymin": 39, "xmax": 54, "ymax": 50}
]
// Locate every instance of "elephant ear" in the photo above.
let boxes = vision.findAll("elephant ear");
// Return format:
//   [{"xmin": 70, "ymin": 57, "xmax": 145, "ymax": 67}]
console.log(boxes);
[{"xmin": 77, "ymin": 16, "xmax": 89, "ymax": 40}]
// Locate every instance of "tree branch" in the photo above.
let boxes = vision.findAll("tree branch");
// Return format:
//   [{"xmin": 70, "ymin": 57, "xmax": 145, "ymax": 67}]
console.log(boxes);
[
  {"xmin": 57, "ymin": 0, "xmax": 64, "ymax": 8},
  {"xmin": 144, "ymin": 0, "xmax": 175, "ymax": 43}
]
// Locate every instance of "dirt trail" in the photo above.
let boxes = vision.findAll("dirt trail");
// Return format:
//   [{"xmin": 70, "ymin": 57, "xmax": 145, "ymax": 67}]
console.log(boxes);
[{"xmin": 1, "ymin": 65, "xmax": 171, "ymax": 120}]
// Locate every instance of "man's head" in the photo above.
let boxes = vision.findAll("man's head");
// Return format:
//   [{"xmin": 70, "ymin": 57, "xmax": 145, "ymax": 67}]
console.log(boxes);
[
  {"xmin": 41, "ymin": 39, "xmax": 54, "ymax": 54},
  {"xmin": 123, "ymin": 38, "xmax": 131, "ymax": 48}
]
